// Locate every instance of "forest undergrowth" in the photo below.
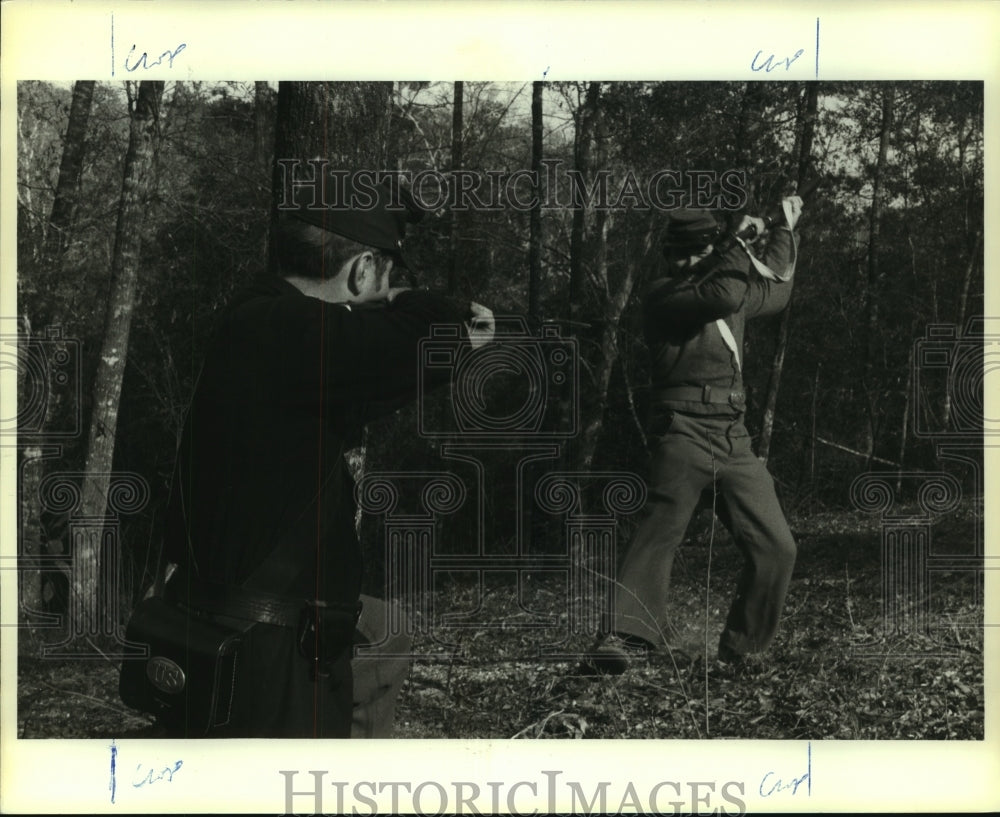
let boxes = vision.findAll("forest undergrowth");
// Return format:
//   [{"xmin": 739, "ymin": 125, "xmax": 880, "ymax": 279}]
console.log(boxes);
[{"xmin": 15, "ymin": 507, "xmax": 984, "ymax": 741}]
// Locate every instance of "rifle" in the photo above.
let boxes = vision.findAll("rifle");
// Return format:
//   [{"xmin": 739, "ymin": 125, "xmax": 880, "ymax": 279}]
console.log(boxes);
[{"xmin": 689, "ymin": 174, "xmax": 822, "ymax": 284}]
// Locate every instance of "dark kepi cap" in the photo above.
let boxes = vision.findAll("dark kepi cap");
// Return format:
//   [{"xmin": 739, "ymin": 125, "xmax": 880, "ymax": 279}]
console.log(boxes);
[
  {"xmin": 286, "ymin": 173, "xmax": 424, "ymax": 270},
  {"xmin": 661, "ymin": 208, "xmax": 722, "ymax": 249}
]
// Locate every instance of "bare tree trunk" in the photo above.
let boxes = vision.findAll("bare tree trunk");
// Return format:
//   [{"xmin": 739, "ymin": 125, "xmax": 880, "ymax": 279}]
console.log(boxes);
[
  {"xmin": 253, "ymin": 81, "xmax": 271, "ymax": 173},
  {"xmin": 21, "ymin": 81, "xmax": 97, "ymax": 617},
  {"xmin": 41, "ymin": 81, "xmax": 96, "ymax": 283},
  {"xmin": 810, "ymin": 364, "xmax": 820, "ymax": 489},
  {"xmin": 758, "ymin": 82, "xmax": 819, "ymax": 464},
  {"xmin": 866, "ymin": 84, "xmax": 895, "ymax": 352},
  {"xmin": 573, "ymin": 216, "xmax": 652, "ymax": 473},
  {"xmin": 571, "ymin": 97, "xmax": 653, "ymax": 473},
  {"xmin": 955, "ymin": 231, "xmax": 982, "ymax": 332},
  {"xmin": 562, "ymin": 83, "xmax": 602, "ymax": 472},
  {"xmin": 29, "ymin": 79, "xmax": 96, "ymax": 416},
  {"xmin": 733, "ymin": 82, "xmax": 764, "ymax": 207},
  {"xmin": 757, "ymin": 307, "xmax": 791, "ymax": 464},
  {"xmin": 896, "ymin": 344, "xmax": 913, "ymax": 493},
  {"xmin": 943, "ymin": 231, "xmax": 982, "ymax": 429},
  {"xmin": 269, "ymin": 82, "xmax": 331, "ymax": 269},
  {"xmin": 575, "ymin": 205, "xmax": 610, "ymax": 472},
  {"xmin": 75, "ymin": 80, "xmax": 165, "ymax": 635},
  {"xmin": 863, "ymin": 82, "xmax": 895, "ymax": 462},
  {"xmin": 268, "ymin": 81, "xmax": 393, "ymax": 273},
  {"xmin": 568, "ymin": 82, "xmax": 600, "ymax": 324},
  {"xmin": 449, "ymin": 81, "xmax": 464, "ymax": 296},
  {"xmin": 528, "ymin": 80, "xmax": 544, "ymax": 323}
]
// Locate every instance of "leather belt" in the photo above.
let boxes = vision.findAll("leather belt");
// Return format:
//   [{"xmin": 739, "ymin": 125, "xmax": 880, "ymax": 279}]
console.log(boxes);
[
  {"xmin": 185, "ymin": 588, "xmax": 304, "ymax": 628},
  {"xmin": 169, "ymin": 576, "xmax": 357, "ymax": 629},
  {"xmin": 653, "ymin": 384, "xmax": 745, "ymax": 410}
]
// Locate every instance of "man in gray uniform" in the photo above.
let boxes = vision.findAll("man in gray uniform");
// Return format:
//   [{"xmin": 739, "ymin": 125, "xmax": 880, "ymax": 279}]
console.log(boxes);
[{"xmin": 585, "ymin": 197, "xmax": 803, "ymax": 673}]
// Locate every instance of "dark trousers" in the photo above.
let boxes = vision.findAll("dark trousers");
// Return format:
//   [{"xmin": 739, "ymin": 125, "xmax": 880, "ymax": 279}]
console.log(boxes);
[
  {"xmin": 163, "ymin": 594, "xmax": 412, "ymax": 739},
  {"xmin": 612, "ymin": 412, "xmax": 796, "ymax": 658},
  {"xmin": 162, "ymin": 620, "xmax": 354, "ymax": 739}
]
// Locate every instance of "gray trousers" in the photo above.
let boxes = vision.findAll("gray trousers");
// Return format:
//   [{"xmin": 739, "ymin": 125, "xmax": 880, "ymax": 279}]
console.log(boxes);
[
  {"xmin": 612, "ymin": 412, "xmax": 796, "ymax": 658},
  {"xmin": 351, "ymin": 595, "xmax": 412, "ymax": 738}
]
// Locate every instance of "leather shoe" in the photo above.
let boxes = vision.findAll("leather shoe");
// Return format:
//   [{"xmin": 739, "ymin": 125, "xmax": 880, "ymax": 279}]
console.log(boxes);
[{"xmin": 578, "ymin": 633, "xmax": 651, "ymax": 676}]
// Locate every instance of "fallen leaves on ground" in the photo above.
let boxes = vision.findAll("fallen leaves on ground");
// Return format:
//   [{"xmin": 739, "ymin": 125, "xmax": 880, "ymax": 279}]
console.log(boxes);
[{"xmin": 16, "ymin": 507, "xmax": 985, "ymax": 740}]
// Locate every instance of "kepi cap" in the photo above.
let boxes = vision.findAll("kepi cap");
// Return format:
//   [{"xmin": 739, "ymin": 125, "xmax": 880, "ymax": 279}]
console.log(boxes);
[
  {"xmin": 661, "ymin": 208, "xmax": 722, "ymax": 249},
  {"xmin": 285, "ymin": 172, "xmax": 424, "ymax": 270}
]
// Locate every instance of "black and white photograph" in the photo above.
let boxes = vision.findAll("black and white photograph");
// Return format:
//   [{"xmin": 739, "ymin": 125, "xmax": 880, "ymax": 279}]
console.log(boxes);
[{"xmin": 2, "ymin": 2, "xmax": 997, "ymax": 815}]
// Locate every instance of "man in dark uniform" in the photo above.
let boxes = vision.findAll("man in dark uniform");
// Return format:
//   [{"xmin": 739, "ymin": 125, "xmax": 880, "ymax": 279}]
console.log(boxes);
[
  {"xmin": 160, "ymin": 178, "xmax": 493, "ymax": 736},
  {"xmin": 585, "ymin": 196, "xmax": 802, "ymax": 674}
]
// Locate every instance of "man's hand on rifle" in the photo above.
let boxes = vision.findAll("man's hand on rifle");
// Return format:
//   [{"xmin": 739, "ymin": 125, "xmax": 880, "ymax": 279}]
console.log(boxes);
[
  {"xmin": 782, "ymin": 195, "xmax": 803, "ymax": 230},
  {"xmin": 736, "ymin": 215, "xmax": 768, "ymax": 243},
  {"xmin": 467, "ymin": 302, "xmax": 495, "ymax": 350}
]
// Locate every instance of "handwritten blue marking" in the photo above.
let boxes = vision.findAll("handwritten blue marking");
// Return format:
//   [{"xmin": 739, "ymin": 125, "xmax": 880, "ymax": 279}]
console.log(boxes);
[
  {"xmin": 759, "ymin": 742, "xmax": 811, "ymax": 797},
  {"xmin": 110, "ymin": 14, "xmax": 115, "ymax": 78},
  {"xmin": 109, "ymin": 740, "xmax": 117, "ymax": 804},
  {"xmin": 124, "ymin": 42, "xmax": 187, "ymax": 72},
  {"xmin": 815, "ymin": 18, "xmax": 820, "ymax": 78},
  {"xmin": 133, "ymin": 759, "xmax": 184, "ymax": 788},
  {"xmin": 751, "ymin": 48, "xmax": 805, "ymax": 73}
]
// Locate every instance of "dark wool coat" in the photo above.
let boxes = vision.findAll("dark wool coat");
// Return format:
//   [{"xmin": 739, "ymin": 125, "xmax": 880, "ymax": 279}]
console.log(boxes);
[{"xmin": 162, "ymin": 277, "xmax": 470, "ymax": 736}]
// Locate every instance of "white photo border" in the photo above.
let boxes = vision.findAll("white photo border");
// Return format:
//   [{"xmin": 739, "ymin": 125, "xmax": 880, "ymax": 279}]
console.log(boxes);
[{"xmin": 2, "ymin": 1, "xmax": 998, "ymax": 813}]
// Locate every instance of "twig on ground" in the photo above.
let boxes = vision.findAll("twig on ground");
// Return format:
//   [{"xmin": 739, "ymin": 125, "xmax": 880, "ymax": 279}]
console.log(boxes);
[
  {"xmin": 85, "ymin": 636, "xmax": 120, "ymax": 667},
  {"xmin": 844, "ymin": 562, "xmax": 856, "ymax": 629},
  {"xmin": 610, "ymin": 684, "xmax": 630, "ymax": 734},
  {"xmin": 511, "ymin": 708, "xmax": 565, "ymax": 739},
  {"xmin": 37, "ymin": 679, "xmax": 135, "ymax": 716}
]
